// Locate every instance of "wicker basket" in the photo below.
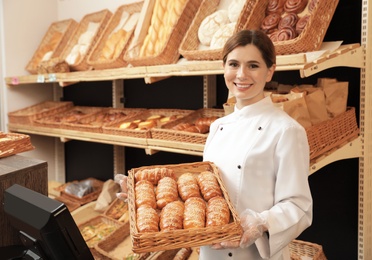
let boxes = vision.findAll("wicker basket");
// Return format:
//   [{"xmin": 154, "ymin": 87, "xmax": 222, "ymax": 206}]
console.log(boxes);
[
  {"xmin": 102, "ymin": 108, "xmax": 194, "ymax": 139},
  {"xmin": 54, "ymin": 195, "xmax": 81, "ymax": 212},
  {"xmin": 127, "ymin": 161, "xmax": 243, "ymax": 253},
  {"xmin": 8, "ymin": 101, "xmax": 74, "ymax": 125},
  {"xmin": 34, "ymin": 106, "xmax": 104, "ymax": 129},
  {"xmin": 179, "ymin": 0, "xmax": 269, "ymax": 61},
  {"xmin": 149, "ymin": 108, "xmax": 225, "ymax": 144},
  {"xmin": 87, "ymin": 2, "xmax": 144, "ymax": 70},
  {"xmin": 289, "ymin": 240, "xmax": 327, "ymax": 260},
  {"xmin": 26, "ymin": 19, "xmax": 78, "ymax": 74},
  {"xmin": 272, "ymin": 0, "xmax": 339, "ymax": 55},
  {"xmin": 58, "ymin": 178, "xmax": 104, "ymax": 205},
  {"xmin": 307, "ymin": 107, "xmax": 359, "ymax": 160},
  {"xmin": 61, "ymin": 107, "xmax": 144, "ymax": 133},
  {"xmin": 124, "ymin": 0, "xmax": 203, "ymax": 67},
  {"xmin": 78, "ymin": 215, "xmax": 123, "ymax": 249},
  {"xmin": 60, "ymin": 9, "xmax": 112, "ymax": 71},
  {"xmin": 103, "ymin": 197, "xmax": 128, "ymax": 220},
  {"xmin": 0, "ymin": 132, "xmax": 35, "ymax": 158}
]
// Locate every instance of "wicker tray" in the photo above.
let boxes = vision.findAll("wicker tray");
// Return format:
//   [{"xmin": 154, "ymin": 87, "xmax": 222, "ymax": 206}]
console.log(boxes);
[
  {"xmin": 26, "ymin": 19, "xmax": 78, "ymax": 74},
  {"xmin": 8, "ymin": 101, "xmax": 74, "ymax": 125},
  {"xmin": 272, "ymin": 0, "xmax": 339, "ymax": 55},
  {"xmin": 0, "ymin": 132, "xmax": 35, "ymax": 158},
  {"xmin": 127, "ymin": 161, "xmax": 243, "ymax": 253},
  {"xmin": 57, "ymin": 178, "xmax": 104, "ymax": 205},
  {"xmin": 87, "ymin": 2, "xmax": 143, "ymax": 70},
  {"xmin": 102, "ymin": 108, "xmax": 193, "ymax": 139},
  {"xmin": 103, "ymin": 197, "xmax": 129, "ymax": 221},
  {"xmin": 60, "ymin": 9, "xmax": 112, "ymax": 71},
  {"xmin": 289, "ymin": 240, "xmax": 327, "ymax": 260},
  {"xmin": 34, "ymin": 106, "xmax": 104, "ymax": 129},
  {"xmin": 179, "ymin": 0, "xmax": 269, "ymax": 61},
  {"xmin": 307, "ymin": 107, "xmax": 359, "ymax": 161},
  {"xmin": 54, "ymin": 195, "xmax": 81, "ymax": 212},
  {"xmin": 149, "ymin": 108, "xmax": 224, "ymax": 145},
  {"xmin": 78, "ymin": 214, "xmax": 123, "ymax": 249},
  {"xmin": 124, "ymin": 0, "xmax": 202, "ymax": 67},
  {"xmin": 61, "ymin": 107, "xmax": 144, "ymax": 133}
]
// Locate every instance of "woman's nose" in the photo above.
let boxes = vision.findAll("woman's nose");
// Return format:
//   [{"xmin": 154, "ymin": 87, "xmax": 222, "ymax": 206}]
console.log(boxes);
[{"xmin": 237, "ymin": 66, "xmax": 248, "ymax": 78}]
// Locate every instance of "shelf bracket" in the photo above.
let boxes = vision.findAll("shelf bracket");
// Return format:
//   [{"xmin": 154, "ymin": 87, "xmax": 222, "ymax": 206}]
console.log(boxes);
[{"xmin": 203, "ymin": 75, "xmax": 217, "ymax": 108}]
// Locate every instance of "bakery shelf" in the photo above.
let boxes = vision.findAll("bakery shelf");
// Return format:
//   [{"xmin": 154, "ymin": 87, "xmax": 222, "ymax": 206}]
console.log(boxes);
[{"xmin": 4, "ymin": 44, "xmax": 363, "ymax": 87}]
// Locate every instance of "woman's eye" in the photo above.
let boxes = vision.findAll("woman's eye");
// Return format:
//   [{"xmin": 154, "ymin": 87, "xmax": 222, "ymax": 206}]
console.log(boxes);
[
  {"xmin": 228, "ymin": 62, "xmax": 238, "ymax": 68},
  {"xmin": 249, "ymin": 63, "xmax": 259, "ymax": 69}
]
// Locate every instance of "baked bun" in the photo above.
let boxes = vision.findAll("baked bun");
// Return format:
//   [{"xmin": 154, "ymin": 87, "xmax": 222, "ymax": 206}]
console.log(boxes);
[
  {"xmin": 156, "ymin": 176, "xmax": 178, "ymax": 209},
  {"xmin": 266, "ymin": 0, "xmax": 286, "ymax": 15},
  {"xmin": 183, "ymin": 197, "xmax": 206, "ymax": 229},
  {"xmin": 278, "ymin": 13, "xmax": 298, "ymax": 30},
  {"xmin": 261, "ymin": 13, "xmax": 281, "ymax": 34},
  {"xmin": 210, "ymin": 22, "xmax": 236, "ymax": 50},
  {"xmin": 198, "ymin": 10, "xmax": 230, "ymax": 46},
  {"xmin": 228, "ymin": 0, "xmax": 246, "ymax": 23},
  {"xmin": 177, "ymin": 173, "xmax": 201, "ymax": 201},
  {"xmin": 197, "ymin": 171, "xmax": 222, "ymax": 201},
  {"xmin": 135, "ymin": 180, "xmax": 157, "ymax": 209},
  {"xmin": 206, "ymin": 196, "xmax": 230, "ymax": 227},
  {"xmin": 284, "ymin": 0, "xmax": 308, "ymax": 14},
  {"xmin": 160, "ymin": 201, "xmax": 184, "ymax": 231},
  {"xmin": 136, "ymin": 205, "xmax": 159, "ymax": 232}
]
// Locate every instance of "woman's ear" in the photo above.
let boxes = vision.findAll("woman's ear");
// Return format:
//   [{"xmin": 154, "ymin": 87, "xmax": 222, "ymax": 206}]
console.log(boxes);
[{"xmin": 266, "ymin": 64, "xmax": 276, "ymax": 82}]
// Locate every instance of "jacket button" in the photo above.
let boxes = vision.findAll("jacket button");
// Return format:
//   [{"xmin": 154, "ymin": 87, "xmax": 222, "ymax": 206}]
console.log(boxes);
[
  {"xmin": 228, "ymin": 252, "xmax": 233, "ymax": 257},
  {"xmin": 237, "ymin": 165, "xmax": 241, "ymax": 169},
  {"xmin": 220, "ymin": 127, "xmax": 223, "ymax": 131},
  {"xmin": 258, "ymin": 126, "xmax": 262, "ymax": 130}
]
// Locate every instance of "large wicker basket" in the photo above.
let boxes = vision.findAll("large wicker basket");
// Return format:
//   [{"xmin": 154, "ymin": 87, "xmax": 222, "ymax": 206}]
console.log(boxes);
[
  {"xmin": 127, "ymin": 161, "xmax": 243, "ymax": 253},
  {"xmin": 289, "ymin": 240, "xmax": 327, "ymax": 260},
  {"xmin": 273, "ymin": 0, "xmax": 339, "ymax": 55},
  {"xmin": 8, "ymin": 101, "xmax": 74, "ymax": 125},
  {"xmin": 60, "ymin": 9, "xmax": 112, "ymax": 71},
  {"xmin": 124, "ymin": 0, "xmax": 203, "ymax": 67},
  {"xmin": 25, "ymin": 19, "xmax": 78, "ymax": 74},
  {"xmin": 179, "ymin": 0, "xmax": 269, "ymax": 61},
  {"xmin": 87, "ymin": 2, "xmax": 144, "ymax": 70},
  {"xmin": 307, "ymin": 107, "xmax": 359, "ymax": 160}
]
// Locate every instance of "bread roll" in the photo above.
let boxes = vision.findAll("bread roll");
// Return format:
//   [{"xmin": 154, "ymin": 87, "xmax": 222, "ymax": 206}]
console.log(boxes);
[
  {"xmin": 135, "ymin": 180, "xmax": 157, "ymax": 209},
  {"xmin": 183, "ymin": 125, "xmax": 209, "ymax": 134},
  {"xmin": 135, "ymin": 167, "xmax": 175, "ymax": 185},
  {"xmin": 195, "ymin": 116, "xmax": 219, "ymax": 127},
  {"xmin": 228, "ymin": 0, "xmax": 246, "ymax": 23},
  {"xmin": 210, "ymin": 22, "xmax": 236, "ymax": 49},
  {"xmin": 177, "ymin": 173, "xmax": 201, "ymax": 201},
  {"xmin": 156, "ymin": 176, "xmax": 178, "ymax": 209},
  {"xmin": 206, "ymin": 196, "xmax": 230, "ymax": 227},
  {"xmin": 136, "ymin": 205, "xmax": 159, "ymax": 232},
  {"xmin": 198, "ymin": 10, "xmax": 230, "ymax": 46},
  {"xmin": 197, "ymin": 171, "xmax": 222, "ymax": 201},
  {"xmin": 160, "ymin": 200, "xmax": 184, "ymax": 231},
  {"xmin": 183, "ymin": 197, "xmax": 206, "ymax": 229}
]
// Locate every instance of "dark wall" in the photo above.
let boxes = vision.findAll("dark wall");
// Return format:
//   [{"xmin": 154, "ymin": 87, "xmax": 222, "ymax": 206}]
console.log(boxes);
[{"xmin": 63, "ymin": 0, "xmax": 362, "ymax": 258}]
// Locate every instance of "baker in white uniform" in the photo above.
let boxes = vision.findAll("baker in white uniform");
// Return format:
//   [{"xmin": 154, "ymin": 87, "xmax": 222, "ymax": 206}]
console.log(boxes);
[{"xmin": 200, "ymin": 29, "xmax": 312, "ymax": 260}]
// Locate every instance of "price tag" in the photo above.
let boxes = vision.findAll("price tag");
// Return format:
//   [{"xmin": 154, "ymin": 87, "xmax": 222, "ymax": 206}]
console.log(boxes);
[
  {"xmin": 37, "ymin": 75, "xmax": 45, "ymax": 83},
  {"xmin": 11, "ymin": 77, "xmax": 19, "ymax": 85},
  {"xmin": 48, "ymin": 74, "xmax": 57, "ymax": 82}
]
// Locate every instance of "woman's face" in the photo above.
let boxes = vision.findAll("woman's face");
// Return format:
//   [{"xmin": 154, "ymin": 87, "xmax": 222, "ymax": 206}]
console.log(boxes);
[{"xmin": 224, "ymin": 44, "xmax": 275, "ymax": 108}]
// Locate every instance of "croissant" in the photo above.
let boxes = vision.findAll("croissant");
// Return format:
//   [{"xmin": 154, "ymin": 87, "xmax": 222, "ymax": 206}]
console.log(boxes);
[
  {"xmin": 156, "ymin": 176, "xmax": 178, "ymax": 209},
  {"xmin": 177, "ymin": 173, "xmax": 201, "ymax": 201},
  {"xmin": 197, "ymin": 171, "xmax": 222, "ymax": 201},
  {"xmin": 136, "ymin": 205, "xmax": 159, "ymax": 232},
  {"xmin": 160, "ymin": 200, "xmax": 184, "ymax": 231},
  {"xmin": 183, "ymin": 197, "xmax": 206, "ymax": 229},
  {"xmin": 135, "ymin": 180, "xmax": 157, "ymax": 209},
  {"xmin": 206, "ymin": 196, "xmax": 230, "ymax": 227},
  {"xmin": 134, "ymin": 167, "xmax": 175, "ymax": 185}
]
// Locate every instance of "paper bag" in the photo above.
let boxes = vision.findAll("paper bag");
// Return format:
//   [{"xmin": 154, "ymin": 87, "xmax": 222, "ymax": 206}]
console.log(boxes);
[{"xmin": 94, "ymin": 179, "xmax": 120, "ymax": 212}]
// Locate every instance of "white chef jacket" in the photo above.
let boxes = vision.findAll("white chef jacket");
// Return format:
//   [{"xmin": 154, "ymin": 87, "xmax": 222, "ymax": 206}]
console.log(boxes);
[{"xmin": 201, "ymin": 96, "xmax": 313, "ymax": 260}]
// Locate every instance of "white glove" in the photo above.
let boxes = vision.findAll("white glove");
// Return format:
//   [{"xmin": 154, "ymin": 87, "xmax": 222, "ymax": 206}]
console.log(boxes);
[
  {"xmin": 239, "ymin": 208, "xmax": 268, "ymax": 248},
  {"xmin": 114, "ymin": 174, "xmax": 128, "ymax": 201}
]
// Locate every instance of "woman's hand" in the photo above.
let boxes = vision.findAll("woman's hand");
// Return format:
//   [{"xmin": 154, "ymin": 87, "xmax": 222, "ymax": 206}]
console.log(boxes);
[
  {"xmin": 114, "ymin": 174, "xmax": 128, "ymax": 201},
  {"xmin": 211, "ymin": 208, "xmax": 268, "ymax": 250}
]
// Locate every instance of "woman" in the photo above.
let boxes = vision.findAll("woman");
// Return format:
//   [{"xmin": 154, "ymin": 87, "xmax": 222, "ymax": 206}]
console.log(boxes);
[{"xmin": 200, "ymin": 29, "xmax": 312, "ymax": 259}]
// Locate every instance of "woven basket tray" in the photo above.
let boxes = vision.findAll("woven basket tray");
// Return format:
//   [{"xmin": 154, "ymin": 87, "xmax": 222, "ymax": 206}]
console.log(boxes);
[
  {"xmin": 124, "ymin": 0, "xmax": 202, "ymax": 67},
  {"xmin": 60, "ymin": 9, "xmax": 112, "ymax": 71},
  {"xmin": 34, "ymin": 106, "xmax": 104, "ymax": 129},
  {"xmin": 307, "ymin": 107, "xmax": 359, "ymax": 160},
  {"xmin": 0, "ymin": 132, "xmax": 35, "ymax": 159},
  {"xmin": 289, "ymin": 240, "xmax": 327, "ymax": 260},
  {"xmin": 87, "ymin": 2, "xmax": 144, "ymax": 70},
  {"xmin": 150, "ymin": 108, "xmax": 225, "ymax": 144},
  {"xmin": 272, "ymin": 0, "xmax": 339, "ymax": 55},
  {"xmin": 179, "ymin": 0, "xmax": 269, "ymax": 61},
  {"xmin": 58, "ymin": 178, "xmax": 104, "ymax": 205},
  {"xmin": 103, "ymin": 197, "xmax": 129, "ymax": 221},
  {"xmin": 127, "ymin": 161, "xmax": 243, "ymax": 253},
  {"xmin": 8, "ymin": 101, "xmax": 74, "ymax": 125},
  {"xmin": 61, "ymin": 107, "xmax": 144, "ymax": 133},
  {"xmin": 78, "ymin": 215, "xmax": 123, "ymax": 249},
  {"xmin": 54, "ymin": 195, "xmax": 81, "ymax": 212},
  {"xmin": 26, "ymin": 19, "xmax": 78, "ymax": 74},
  {"xmin": 102, "ymin": 109, "xmax": 194, "ymax": 139}
]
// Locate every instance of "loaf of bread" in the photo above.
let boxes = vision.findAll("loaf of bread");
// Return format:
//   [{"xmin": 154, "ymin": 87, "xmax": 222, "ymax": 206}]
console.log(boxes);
[
  {"xmin": 177, "ymin": 173, "xmax": 201, "ymax": 201},
  {"xmin": 160, "ymin": 200, "xmax": 184, "ymax": 230},
  {"xmin": 136, "ymin": 205, "xmax": 159, "ymax": 232},
  {"xmin": 183, "ymin": 197, "xmax": 206, "ymax": 229},
  {"xmin": 183, "ymin": 124, "xmax": 209, "ymax": 134},
  {"xmin": 197, "ymin": 171, "xmax": 222, "ymax": 201},
  {"xmin": 135, "ymin": 180, "xmax": 157, "ymax": 209},
  {"xmin": 228, "ymin": 0, "xmax": 245, "ymax": 23},
  {"xmin": 156, "ymin": 176, "xmax": 179, "ymax": 209},
  {"xmin": 206, "ymin": 196, "xmax": 230, "ymax": 227},
  {"xmin": 134, "ymin": 167, "xmax": 175, "ymax": 185},
  {"xmin": 210, "ymin": 22, "xmax": 236, "ymax": 50},
  {"xmin": 198, "ymin": 10, "xmax": 230, "ymax": 46},
  {"xmin": 195, "ymin": 116, "xmax": 219, "ymax": 127}
]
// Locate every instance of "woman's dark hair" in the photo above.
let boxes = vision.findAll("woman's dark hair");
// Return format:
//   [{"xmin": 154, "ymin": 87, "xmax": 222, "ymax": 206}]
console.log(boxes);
[{"xmin": 222, "ymin": 30, "xmax": 276, "ymax": 68}]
